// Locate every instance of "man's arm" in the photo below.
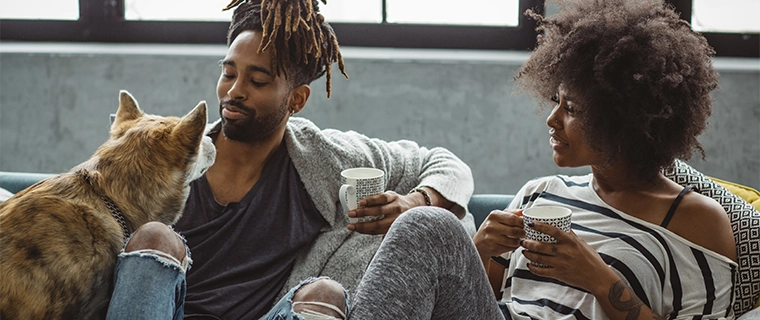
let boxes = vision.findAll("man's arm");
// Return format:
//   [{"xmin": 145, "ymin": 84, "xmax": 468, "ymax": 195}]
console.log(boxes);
[
  {"xmin": 344, "ymin": 138, "xmax": 474, "ymax": 234},
  {"xmin": 407, "ymin": 186, "xmax": 454, "ymax": 210}
]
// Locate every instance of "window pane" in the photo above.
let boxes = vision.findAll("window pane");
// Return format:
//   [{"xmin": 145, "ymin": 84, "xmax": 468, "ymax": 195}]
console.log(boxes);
[
  {"xmin": 0, "ymin": 0, "xmax": 78, "ymax": 20},
  {"xmin": 387, "ymin": 0, "xmax": 519, "ymax": 26},
  {"xmin": 320, "ymin": 0, "xmax": 382, "ymax": 24},
  {"xmin": 125, "ymin": 0, "xmax": 232, "ymax": 21},
  {"xmin": 692, "ymin": 0, "xmax": 760, "ymax": 33},
  {"xmin": 125, "ymin": 0, "xmax": 380, "ymax": 23}
]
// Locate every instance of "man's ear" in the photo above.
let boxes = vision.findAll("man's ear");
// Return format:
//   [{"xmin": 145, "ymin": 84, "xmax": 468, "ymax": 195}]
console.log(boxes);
[{"xmin": 288, "ymin": 84, "xmax": 311, "ymax": 114}]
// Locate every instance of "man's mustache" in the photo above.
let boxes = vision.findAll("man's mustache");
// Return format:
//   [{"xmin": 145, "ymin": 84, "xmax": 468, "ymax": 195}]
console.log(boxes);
[{"xmin": 220, "ymin": 100, "xmax": 253, "ymax": 115}]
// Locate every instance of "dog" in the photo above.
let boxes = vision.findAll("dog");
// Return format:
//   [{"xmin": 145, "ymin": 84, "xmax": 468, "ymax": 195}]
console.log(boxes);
[{"xmin": 0, "ymin": 90, "xmax": 216, "ymax": 320}]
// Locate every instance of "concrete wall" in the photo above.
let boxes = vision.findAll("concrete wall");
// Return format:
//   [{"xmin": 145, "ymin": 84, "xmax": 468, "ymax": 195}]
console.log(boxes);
[{"xmin": 1, "ymin": 43, "xmax": 758, "ymax": 194}]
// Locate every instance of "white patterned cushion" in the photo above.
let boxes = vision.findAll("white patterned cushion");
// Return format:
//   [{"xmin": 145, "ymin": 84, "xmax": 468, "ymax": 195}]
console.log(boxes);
[{"xmin": 663, "ymin": 160, "xmax": 760, "ymax": 317}]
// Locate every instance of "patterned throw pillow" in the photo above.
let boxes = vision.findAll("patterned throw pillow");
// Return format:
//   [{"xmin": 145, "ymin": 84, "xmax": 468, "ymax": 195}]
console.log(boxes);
[{"xmin": 663, "ymin": 160, "xmax": 760, "ymax": 317}]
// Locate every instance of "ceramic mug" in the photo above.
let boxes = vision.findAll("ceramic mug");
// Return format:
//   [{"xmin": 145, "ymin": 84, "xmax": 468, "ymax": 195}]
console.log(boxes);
[
  {"xmin": 339, "ymin": 167, "xmax": 385, "ymax": 223},
  {"xmin": 522, "ymin": 205, "xmax": 572, "ymax": 267},
  {"xmin": 523, "ymin": 206, "xmax": 572, "ymax": 243}
]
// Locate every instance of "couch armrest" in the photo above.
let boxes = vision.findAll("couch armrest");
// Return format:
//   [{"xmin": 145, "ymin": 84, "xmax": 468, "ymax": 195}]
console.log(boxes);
[
  {"xmin": 468, "ymin": 194, "xmax": 514, "ymax": 228},
  {"xmin": 0, "ymin": 171, "xmax": 56, "ymax": 194}
]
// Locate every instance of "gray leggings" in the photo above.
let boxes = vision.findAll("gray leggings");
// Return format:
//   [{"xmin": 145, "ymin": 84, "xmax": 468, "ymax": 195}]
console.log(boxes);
[{"xmin": 349, "ymin": 206, "xmax": 506, "ymax": 319}]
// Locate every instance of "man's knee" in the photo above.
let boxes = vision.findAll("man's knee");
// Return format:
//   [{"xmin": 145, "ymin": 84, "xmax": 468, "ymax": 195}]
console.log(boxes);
[
  {"xmin": 292, "ymin": 279, "xmax": 346, "ymax": 319},
  {"xmin": 124, "ymin": 222, "xmax": 185, "ymax": 262},
  {"xmin": 401, "ymin": 206, "xmax": 459, "ymax": 225}
]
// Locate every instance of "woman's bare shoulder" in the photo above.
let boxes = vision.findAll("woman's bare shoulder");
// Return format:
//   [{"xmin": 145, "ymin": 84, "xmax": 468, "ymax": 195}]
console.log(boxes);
[{"xmin": 667, "ymin": 191, "xmax": 737, "ymax": 262}]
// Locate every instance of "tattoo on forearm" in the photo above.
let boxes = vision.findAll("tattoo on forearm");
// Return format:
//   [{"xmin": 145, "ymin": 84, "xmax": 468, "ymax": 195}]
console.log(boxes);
[{"xmin": 608, "ymin": 280, "xmax": 665, "ymax": 320}]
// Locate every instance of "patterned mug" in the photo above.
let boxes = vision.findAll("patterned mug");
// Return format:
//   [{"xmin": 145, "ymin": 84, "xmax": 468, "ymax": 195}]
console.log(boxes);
[
  {"xmin": 523, "ymin": 206, "xmax": 572, "ymax": 243},
  {"xmin": 339, "ymin": 167, "xmax": 385, "ymax": 223},
  {"xmin": 523, "ymin": 206, "xmax": 572, "ymax": 267}
]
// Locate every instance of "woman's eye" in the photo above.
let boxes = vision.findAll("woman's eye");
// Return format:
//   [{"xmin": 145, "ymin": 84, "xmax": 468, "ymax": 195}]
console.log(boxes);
[
  {"xmin": 251, "ymin": 80, "xmax": 267, "ymax": 87},
  {"xmin": 222, "ymin": 73, "xmax": 234, "ymax": 80},
  {"xmin": 564, "ymin": 105, "xmax": 576, "ymax": 114},
  {"xmin": 550, "ymin": 94, "xmax": 560, "ymax": 103}
]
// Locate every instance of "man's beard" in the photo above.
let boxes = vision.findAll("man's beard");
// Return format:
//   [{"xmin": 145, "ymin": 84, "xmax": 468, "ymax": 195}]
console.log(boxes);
[{"xmin": 219, "ymin": 98, "xmax": 289, "ymax": 143}]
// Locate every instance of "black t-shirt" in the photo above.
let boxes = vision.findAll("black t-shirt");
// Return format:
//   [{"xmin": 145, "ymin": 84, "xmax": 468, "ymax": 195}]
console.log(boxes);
[{"xmin": 174, "ymin": 141, "xmax": 326, "ymax": 319}]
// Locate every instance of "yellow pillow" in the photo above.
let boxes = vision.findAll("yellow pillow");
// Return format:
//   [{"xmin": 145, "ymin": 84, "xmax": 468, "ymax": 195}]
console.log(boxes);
[
  {"xmin": 710, "ymin": 176, "xmax": 760, "ymax": 212},
  {"xmin": 709, "ymin": 176, "xmax": 760, "ymax": 311}
]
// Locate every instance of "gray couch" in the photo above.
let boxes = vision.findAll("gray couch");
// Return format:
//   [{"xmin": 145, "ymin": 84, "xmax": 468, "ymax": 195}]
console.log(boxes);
[{"xmin": 4, "ymin": 170, "xmax": 759, "ymax": 318}]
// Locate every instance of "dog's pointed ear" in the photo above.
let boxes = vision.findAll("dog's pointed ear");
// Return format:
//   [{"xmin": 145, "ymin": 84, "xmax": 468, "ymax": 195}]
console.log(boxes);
[
  {"xmin": 173, "ymin": 101, "xmax": 208, "ymax": 150},
  {"xmin": 112, "ymin": 90, "xmax": 144, "ymax": 130}
]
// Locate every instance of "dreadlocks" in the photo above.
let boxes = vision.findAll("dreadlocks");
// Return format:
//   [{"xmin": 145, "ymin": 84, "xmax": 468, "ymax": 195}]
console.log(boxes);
[{"xmin": 224, "ymin": 0, "xmax": 348, "ymax": 98}]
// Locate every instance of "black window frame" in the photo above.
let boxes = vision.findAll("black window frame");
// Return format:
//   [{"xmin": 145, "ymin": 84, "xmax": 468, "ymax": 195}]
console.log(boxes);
[
  {"xmin": 0, "ymin": 0, "xmax": 757, "ymax": 57},
  {"xmin": 666, "ymin": 0, "xmax": 759, "ymax": 57}
]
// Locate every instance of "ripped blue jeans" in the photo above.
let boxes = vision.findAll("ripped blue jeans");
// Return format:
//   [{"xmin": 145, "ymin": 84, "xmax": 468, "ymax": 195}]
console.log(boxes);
[
  {"xmin": 105, "ymin": 235, "xmax": 192, "ymax": 320},
  {"xmin": 264, "ymin": 277, "xmax": 350, "ymax": 320},
  {"xmin": 105, "ymin": 236, "xmax": 348, "ymax": 320}
]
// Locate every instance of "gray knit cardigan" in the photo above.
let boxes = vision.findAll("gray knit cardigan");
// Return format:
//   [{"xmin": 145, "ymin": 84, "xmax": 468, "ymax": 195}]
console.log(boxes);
[{"xmin": 207, "ymin": 117, "xmax": 475, "ymax": 301}]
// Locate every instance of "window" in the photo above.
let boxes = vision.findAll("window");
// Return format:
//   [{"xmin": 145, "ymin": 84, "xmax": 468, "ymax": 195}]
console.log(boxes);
[
  {"xmin": 315, "ymin": 0, "xmax": 382, "ymax": 24},
  {"xmin": 0, "ymin": 0, "xmax": 79, "ymax": 20},
  {"xmin": 326, "ymin": 0, "xmax": 534, "ymax": 50},
  {"xmin": 124, "ymin": 0, "xmax": 232, "ymax": 21},
  {"xmin": 122, "ymin": 0, "xmax": 519, "ymax": 26},
  {"xmin": 666, "ymin": 0, "xmax": 759, "ymax": 57},
  {"xmin": 692, "ymin": 0, "xmax": 760, "ymax": 33},
  {"xmin": 0, "ymin": 0, "xmax": 757, "ymax": 57},
  {"xmin": 385, "ymin": 0, "xmax": 519, "ymax": 26},
  {"xmin": 116, "ymin": 0, "xmax": 529, "ymax": 49}
]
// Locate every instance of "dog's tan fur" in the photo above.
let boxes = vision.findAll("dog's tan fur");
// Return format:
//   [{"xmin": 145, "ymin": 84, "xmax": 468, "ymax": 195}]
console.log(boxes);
[{"xmin": 0, "ymin": 91, "xmax": 215, "ymax": 320}]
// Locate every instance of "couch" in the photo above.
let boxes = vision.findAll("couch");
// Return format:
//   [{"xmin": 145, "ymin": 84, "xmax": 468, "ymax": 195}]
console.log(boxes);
[{"xmin": 2, "ymin": 166, "xmax": 760, "ymax": 318}]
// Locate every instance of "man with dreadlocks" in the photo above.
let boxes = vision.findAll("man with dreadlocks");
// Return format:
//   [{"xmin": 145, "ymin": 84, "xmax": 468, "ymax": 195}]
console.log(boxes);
[{"xmin": 104, "ymin": 0, "xmax": 474, "ymax": 319}]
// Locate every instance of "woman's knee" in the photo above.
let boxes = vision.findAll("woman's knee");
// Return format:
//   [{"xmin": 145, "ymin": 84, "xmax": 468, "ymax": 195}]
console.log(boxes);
[{"xmin": 124, "ymin": 221, "xmax": 186, "ymax": 262}]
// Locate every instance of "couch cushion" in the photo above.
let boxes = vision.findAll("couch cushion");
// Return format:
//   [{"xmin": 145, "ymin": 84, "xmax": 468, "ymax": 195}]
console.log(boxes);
[
  {"xmin": 0, "ymin": 171, "xmax": 55, "ymax": 194},
  {"xmin": 468, "ymin": 194, "xmax": 515, "ymax": 228},
  {"xmin": 664, "ymin": 160, "xmax": 760, "ymax": 317}
]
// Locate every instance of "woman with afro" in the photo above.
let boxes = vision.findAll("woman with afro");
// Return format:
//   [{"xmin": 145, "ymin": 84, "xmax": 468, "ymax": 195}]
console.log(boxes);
[{"xmin": 345, "ymin": 0, "xmax": 737, "ymax": 319}]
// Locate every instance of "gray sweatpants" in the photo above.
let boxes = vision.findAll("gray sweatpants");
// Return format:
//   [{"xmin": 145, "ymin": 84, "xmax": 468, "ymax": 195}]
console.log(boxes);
[{"xmin": 349, "ymin": 206, "xmax": 506, "ymax": 319}]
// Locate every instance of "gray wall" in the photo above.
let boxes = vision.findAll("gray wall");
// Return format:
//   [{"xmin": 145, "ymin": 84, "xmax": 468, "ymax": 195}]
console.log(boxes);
[{"xmin": 1, "ymin": 43, "xmax": 758, "ymax": 194}]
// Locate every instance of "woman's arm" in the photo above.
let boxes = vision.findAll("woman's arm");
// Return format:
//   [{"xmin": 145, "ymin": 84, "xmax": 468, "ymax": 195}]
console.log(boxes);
[
  {"xmin": 473, "ymin": 209, "xmax": 525, "ymax": 296},
  {"xmin": 521, "ymin": 223, "xmax": 669, "ymax": 320},
  {"xmin": 485, "ymin": 259, "xmax": 507, "ymax": 297},
  {"xmin": 583, "ymin": 265, "xmax": 666, "ymax": 320}
]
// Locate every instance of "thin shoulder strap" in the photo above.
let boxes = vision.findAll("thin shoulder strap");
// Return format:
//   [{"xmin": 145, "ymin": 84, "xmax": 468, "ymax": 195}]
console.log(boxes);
[{"xmin": 660, "ymin": 185, "xmax": 694, "ymax": 228}]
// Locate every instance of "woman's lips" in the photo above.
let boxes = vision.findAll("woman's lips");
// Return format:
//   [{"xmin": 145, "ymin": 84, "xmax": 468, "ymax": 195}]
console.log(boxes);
[{"xmin": 550, "ymin": 135, "xmax": 567, "ymax": 150}]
